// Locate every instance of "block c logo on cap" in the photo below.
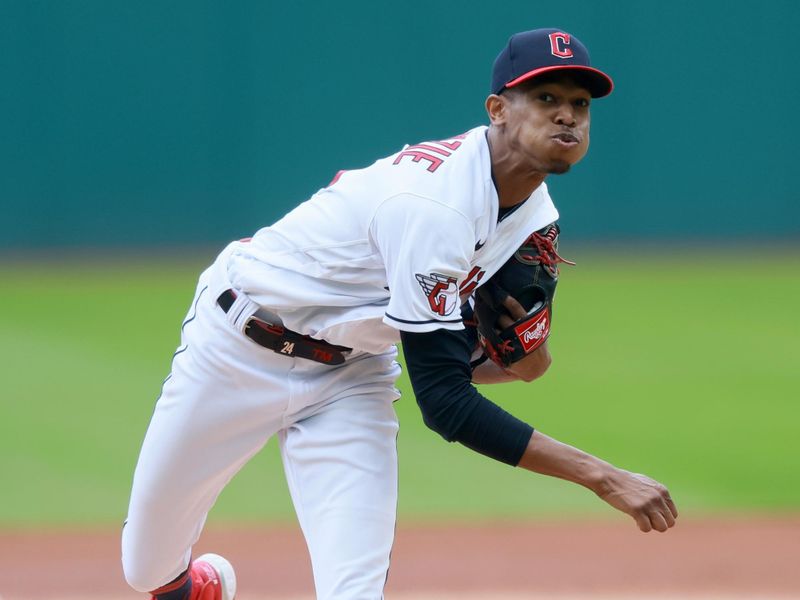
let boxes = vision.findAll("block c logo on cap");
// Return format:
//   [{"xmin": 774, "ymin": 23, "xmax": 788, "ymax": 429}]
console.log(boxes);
[{"xmin": 549, "ymin": 32, "xmax": 573, "ymax": 58}]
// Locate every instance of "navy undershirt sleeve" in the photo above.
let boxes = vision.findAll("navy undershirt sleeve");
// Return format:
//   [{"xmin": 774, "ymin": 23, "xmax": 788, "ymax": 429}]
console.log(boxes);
[
  {"xmin": 460, "ymin": 301, "xmax": 489, "ymax": 370},
  {"xmin": 399, "ymin": 327, "xmax": 534, "ymax": 466}
]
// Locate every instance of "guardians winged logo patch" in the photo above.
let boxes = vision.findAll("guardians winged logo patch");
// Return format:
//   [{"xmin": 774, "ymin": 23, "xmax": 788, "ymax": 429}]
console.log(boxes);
[{"xmin": 415, "ymin": 273, "xmax": 458, "ymax": 317}]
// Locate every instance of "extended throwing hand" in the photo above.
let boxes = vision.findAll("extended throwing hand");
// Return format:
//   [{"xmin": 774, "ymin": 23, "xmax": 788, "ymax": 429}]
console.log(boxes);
[{"xmin": 596, "ymin": 469, "xmax": 678, "ymax": 532}]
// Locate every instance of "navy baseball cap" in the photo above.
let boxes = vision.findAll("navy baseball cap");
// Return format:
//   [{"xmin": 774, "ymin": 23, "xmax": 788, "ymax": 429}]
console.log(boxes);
[{"xmin": 491, "ymin": 29, "xmax": 613, "ymax": 98}]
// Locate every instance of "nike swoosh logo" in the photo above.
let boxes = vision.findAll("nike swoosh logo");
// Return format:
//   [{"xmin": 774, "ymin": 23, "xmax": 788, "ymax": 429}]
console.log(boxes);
[{"xmin": 474, "ymin": 240, "xmax": 485, "ymax": 251}]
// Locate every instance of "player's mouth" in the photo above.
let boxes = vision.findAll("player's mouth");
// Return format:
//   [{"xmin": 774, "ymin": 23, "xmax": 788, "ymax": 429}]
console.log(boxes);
[{"xmin": 551, "ymin": 132, "xmax": 580, "ymax": 147}]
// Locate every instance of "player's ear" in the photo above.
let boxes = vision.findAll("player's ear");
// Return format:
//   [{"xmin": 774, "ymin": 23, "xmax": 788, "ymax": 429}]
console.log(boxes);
[{"xmin": 485, "ymin": 94, "xmax": 508, "ymax": 126}]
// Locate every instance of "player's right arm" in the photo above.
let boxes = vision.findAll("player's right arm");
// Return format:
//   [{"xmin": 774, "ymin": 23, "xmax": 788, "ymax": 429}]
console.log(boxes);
[
  {"xmin": 400, "ymin": 327, "xmax": 535, "ymax": 466},
  {"xmin": 371, "ymin": 193, "xmax": 677, "ymax": 532},
  {"xmin": 400, "ymin": 299, "xmax": 678, "ymax": 532},
  {"xmin": 465, "ymin": 291, "xmax": 677, "ymax": 530},
  {"xmin": 518, "ymin": 431, "xmax": 679, "ymax": 533},
  {"xmin": 371, "ymin": 193, "xmax": 534, "ymax": 463},
  {"xmin": 403, "ymin": 329, "xmax": 678, "ymax": 532},
  {"xmin": 401, "ymin": 310, "xmax": 677, "ymax": 533}
]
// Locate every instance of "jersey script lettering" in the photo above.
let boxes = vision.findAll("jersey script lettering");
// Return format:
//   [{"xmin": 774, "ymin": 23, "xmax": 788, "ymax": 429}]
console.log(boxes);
[
  {"xmin": 392, "ymin": 133, "xmax": 468, "ymax": 173},
  {"xmin": 459, "ymin": 266, "xmax": 486, "ymax": 298}
]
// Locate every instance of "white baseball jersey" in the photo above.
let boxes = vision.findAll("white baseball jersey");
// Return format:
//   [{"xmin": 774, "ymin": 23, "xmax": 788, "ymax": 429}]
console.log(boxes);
[
  {"xmin": 123, "ymin": 125, "xmax": 562, "ymax": 599},
  {"xmin": 227, "ymin": 125, "xmax": 559, "ymax": 354}
]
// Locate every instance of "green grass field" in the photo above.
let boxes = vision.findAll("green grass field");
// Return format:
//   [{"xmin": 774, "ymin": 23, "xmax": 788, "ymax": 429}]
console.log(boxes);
[{"xmin": 1, "ymin": 248, "xmax": 799, "ymax": 527}]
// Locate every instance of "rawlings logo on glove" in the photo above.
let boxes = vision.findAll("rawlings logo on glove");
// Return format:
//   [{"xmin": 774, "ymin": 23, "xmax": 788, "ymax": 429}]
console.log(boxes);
[
  {"xmin": 473, "ymin": 223, "xmax": 573, "ymax": 368},
  {"xmin": 516, "ymin": 309, "xmax": 550, "ymax": 352}
]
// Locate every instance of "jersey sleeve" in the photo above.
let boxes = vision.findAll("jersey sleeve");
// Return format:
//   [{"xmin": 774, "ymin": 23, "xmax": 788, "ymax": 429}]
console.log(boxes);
[{"xmin": 370, "ymin": 193, "xmax": 474, "ymax": 333}]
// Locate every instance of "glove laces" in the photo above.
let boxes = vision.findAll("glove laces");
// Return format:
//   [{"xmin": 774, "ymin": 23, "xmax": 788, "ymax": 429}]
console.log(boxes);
[{"xmin": 520, "ymin": 227, "xmax": 576, "ymax": 268}]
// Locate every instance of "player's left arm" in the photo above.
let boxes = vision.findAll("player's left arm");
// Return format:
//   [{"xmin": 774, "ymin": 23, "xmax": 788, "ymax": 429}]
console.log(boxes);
[
  {"xmin": 472, "ymin": 342, "xmax": 551, "ymax": 384},
  {"xmin": 465, "ymin": 296, "xmax": 552, "ymax": 384},
  {"xmin": 469, "ymin": 223, "xmax": 571, "ymax": 382}
]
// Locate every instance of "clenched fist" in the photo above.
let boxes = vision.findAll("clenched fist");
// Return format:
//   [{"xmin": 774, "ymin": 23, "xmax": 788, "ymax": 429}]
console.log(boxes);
[{"xmin": 595, "ymin": 469, "xmax": 678, "ymax": 532}]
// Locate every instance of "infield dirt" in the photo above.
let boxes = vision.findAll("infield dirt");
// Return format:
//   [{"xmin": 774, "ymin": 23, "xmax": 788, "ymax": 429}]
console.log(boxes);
[{"xmin": 1, "ymin": 516, "xmax": 798, "ymax": 599}]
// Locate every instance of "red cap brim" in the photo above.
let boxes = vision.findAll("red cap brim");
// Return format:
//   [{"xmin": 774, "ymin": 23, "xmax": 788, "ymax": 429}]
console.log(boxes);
[{"xmin": 505, "ymin": 65, "xmax": 614, "ymax": 98}]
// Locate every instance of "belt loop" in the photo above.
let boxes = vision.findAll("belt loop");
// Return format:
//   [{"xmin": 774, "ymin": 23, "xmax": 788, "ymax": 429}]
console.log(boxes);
[
  {"xmin": 224, "ymin": 290, "xmax": 260, "ymax": 335},
  {"xmin": 216, "ymin": 288, "xmax": 351, "ymax": 365}
]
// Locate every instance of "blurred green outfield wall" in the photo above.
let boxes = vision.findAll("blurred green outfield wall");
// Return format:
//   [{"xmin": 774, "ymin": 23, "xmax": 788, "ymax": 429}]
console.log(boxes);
[{"xmin": 2, "ymin": 0, "xmax": 799, "ymax": 249}]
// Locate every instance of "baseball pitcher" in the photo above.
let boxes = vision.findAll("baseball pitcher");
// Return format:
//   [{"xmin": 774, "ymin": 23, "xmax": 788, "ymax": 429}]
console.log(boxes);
[{"xmin": 122, "ymin": 28, "xmax": 677, "ymax": 600}]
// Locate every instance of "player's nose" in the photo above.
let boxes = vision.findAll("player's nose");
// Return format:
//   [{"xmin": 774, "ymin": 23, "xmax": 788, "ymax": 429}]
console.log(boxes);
[{"xmin": 554, "ymin": 104, "xmax": 576, "ymax": 127}]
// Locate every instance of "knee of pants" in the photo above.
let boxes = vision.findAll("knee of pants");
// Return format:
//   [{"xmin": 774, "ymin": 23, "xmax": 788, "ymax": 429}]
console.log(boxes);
[{"xmin": 122, "ymin": 552, "xmax": 181, "ymax": 593}]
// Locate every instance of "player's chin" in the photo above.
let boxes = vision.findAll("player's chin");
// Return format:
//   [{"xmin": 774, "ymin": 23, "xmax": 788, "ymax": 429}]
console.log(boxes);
[
  {"xmin": 545, "ymin": 144, "xmax": 587, "ymax": 174},
  {"xmin": 546, "ymin": 149, "xmax": 586, "ymax": 174},
  {"xmin": 546, "ymin": 160, "xmax": 572, "ymax": 175}
]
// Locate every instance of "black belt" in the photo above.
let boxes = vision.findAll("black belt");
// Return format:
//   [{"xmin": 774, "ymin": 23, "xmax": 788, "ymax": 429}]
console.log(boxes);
[{"xmin": 217, "ymin": 289, "xmax": 350, "ymax": 365}]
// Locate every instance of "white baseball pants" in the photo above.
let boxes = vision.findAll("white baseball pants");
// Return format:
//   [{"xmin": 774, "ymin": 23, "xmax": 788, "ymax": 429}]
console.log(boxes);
[{"xmin": 122, "ymin": 250, "xmax": 402, "ymax": 599}]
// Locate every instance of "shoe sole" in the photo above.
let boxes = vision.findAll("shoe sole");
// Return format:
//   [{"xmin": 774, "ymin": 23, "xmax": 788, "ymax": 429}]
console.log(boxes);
[{"xmin": 196, "ymin": 553, "xmax": 237, "ymax": 600}]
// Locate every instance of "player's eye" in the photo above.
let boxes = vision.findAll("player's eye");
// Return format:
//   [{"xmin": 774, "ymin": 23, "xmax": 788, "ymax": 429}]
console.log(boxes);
[
  {"xmin": 538, "ymin": 93, "xmax": 555, "ymax": 103},
  {"xmin": 574, "ymin": 98, "xmax": 590, "ymax": 108}
]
